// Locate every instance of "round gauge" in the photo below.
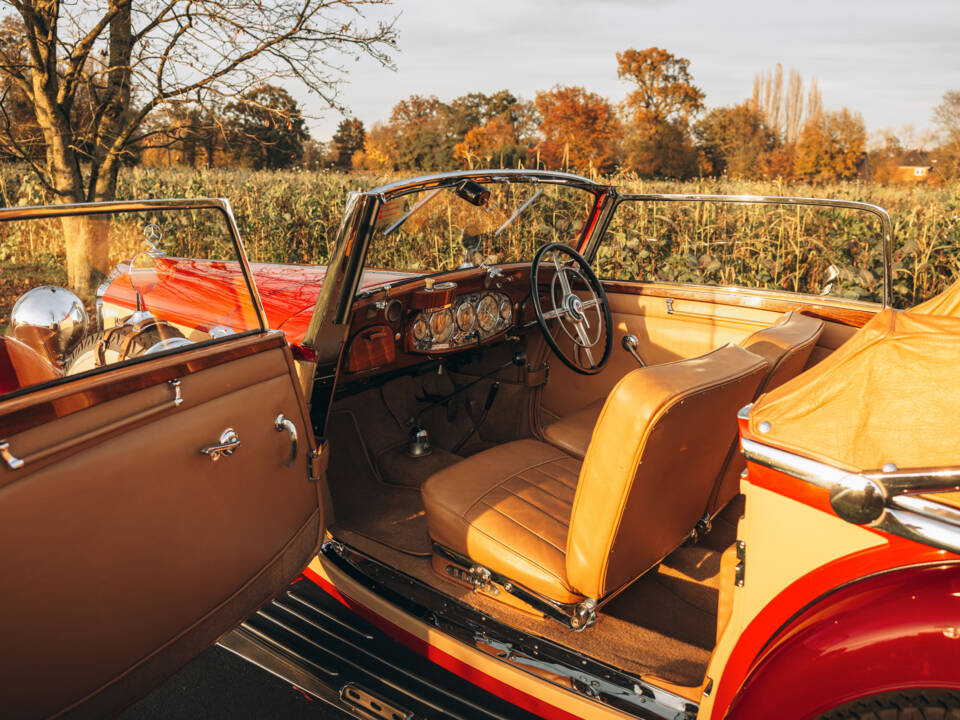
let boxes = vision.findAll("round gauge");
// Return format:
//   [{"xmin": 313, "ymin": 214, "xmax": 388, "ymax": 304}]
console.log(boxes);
[
  {"xmin": 429, "ymin": 308, "xmax": 455, "ymax": 343},
  {"xmin": 455, "ymin": 302, "xmax": 476, "ymax": 332},
  {"xmin": 476, "ymin": 294, "xmax": 498, "ymax": 332},
  {"xmin": 412, "ymin": 316, "xmax": 429, "ymax": 342},
  {"xmin": 498, "ymin": 298, "xmax": 512, "ymax": 326}
]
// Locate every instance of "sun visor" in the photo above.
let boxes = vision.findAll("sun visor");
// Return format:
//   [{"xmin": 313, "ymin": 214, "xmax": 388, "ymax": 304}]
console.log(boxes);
[{"xmin": 749, "ymin": 307, "xmax": 960, "ymax": 472}]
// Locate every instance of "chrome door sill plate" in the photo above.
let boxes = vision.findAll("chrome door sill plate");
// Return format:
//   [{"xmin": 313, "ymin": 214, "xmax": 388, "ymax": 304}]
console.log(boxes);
[{"xmin": 322, "ymin": 539, "xmax": 699, "ymax": 720}]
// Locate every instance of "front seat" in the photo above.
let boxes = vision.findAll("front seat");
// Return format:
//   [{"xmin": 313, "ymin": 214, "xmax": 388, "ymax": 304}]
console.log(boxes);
[
  {"xmin": 543, "ymin": 311, "xmax": 823, "ymax": 462},
  {"xmin": 421, "ymin": 343, "xmax": 768, "ymax": 624}
]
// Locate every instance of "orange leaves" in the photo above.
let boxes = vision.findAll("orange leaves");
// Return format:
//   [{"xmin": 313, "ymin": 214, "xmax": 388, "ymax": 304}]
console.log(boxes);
[
  {"xmin": 616, "ymin": 47, "xmax": 704, "ymax": 126},
  {"xmin": 533, "ymin": 85, "xmax": 621, "ymax": 173},
  {"xmin": 795, "ymin": 108, "xmax": 866, "ymax": 181}
]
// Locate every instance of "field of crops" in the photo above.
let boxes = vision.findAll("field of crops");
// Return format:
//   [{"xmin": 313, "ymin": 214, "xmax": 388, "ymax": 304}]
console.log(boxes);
[{"xmin": 1, "ymin": 166, "xmax": 958, "ymax": 328}]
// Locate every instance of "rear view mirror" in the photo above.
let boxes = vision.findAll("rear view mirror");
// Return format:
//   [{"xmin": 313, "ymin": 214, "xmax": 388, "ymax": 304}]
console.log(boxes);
[{"xmin": 454, "ymin": 179, "xmax": 490, "ymax": 207}]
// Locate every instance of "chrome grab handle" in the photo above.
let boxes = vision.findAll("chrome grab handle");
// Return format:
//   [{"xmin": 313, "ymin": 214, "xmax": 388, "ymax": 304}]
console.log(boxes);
[
  {"xmin": 201, "ymin": 428, "xmax": 240, "ymax": 462},
  {"xmin": 274, "ymin": 414, "xmax": 298, "ymax": 467},
  {"xmin": 1, "ymin": 378, "xmax": 184, "ymax": 472},
  {"xmin": 0, "ymin": 441, "xmax": 23, "ymax": 470},
  {"xmin": 621, "ymin": 334, "xmax": 646, "ymax": 367}
]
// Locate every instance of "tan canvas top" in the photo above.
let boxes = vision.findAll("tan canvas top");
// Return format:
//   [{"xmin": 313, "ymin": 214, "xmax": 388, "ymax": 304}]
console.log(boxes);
[{"xmin": 750, "ymin": 280, "xmax": 960, "ymax": 472}]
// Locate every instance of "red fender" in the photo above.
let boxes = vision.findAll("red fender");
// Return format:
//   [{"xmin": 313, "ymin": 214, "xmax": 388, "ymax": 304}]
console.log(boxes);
[{"xmin": 725, "ymin": 562, "xmax": 960, "ymax": 719}]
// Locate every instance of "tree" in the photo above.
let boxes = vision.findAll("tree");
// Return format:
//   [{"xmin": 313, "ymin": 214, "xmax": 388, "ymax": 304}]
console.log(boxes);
[
  {"xmin": 0, "ymin": 1, "xmax": 397, "ymax": 297},
  {"xmin": 695, "ymin": 102, "xmax": 776, "ymax": 177},
  {"xmin": 534, "ymin": 85, "xmax": 621, "ymax": 173},
  {"xmin": 225, "ymin": 85, "xmax": 309, "ymax": 169},
  {"xmin": 331, "ymin": 117, "xmax": 365, "ymax": 169},
  {"xmin": 616, "ymin": 47, "xmax": 705, "ymax": 178},
  {"xmin": 795, "ymin": 108, "xmax": 866, "ymax": 182},
  {"xmin": 454, "ymin": 116, "xmax": 526, "ymax": 169},
  {"xmin": 616, "ymin": 47, "xmax": 704, "ymax": 125},
  {"xmin": 386, "ymin": 94, "xmax": 455, "ymax": 171},
  {"xmin": 932, "ymin": 90, "xmax": 960, "ymax": 179}
]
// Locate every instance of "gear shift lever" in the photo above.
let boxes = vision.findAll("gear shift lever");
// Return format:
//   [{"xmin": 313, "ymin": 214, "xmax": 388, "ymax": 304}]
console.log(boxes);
[{"xmin": 407, "ymin": 425, "xmax": 432, "ymax": 457}]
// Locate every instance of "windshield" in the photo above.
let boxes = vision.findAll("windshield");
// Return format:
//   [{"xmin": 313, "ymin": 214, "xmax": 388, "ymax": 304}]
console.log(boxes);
[
  {"xmin": 366, "ymin": 180, "xmax": 597, "ymax": 274},
  {"xmin": 597, "ymin": 197, "xmax": 891, "ymax": 306}
]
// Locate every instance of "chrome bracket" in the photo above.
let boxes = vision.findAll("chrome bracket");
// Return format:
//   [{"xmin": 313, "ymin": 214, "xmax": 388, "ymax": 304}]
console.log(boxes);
[
  {"xmin": 735, "ymin": 540, "xmax": 746, "ymax": 587},
  {"xmin": 665, "ymin": 297, "xmax": 675, "ymax": 314},
  {"xmin": 169, "ymin": 378, "xmax": 183, "ymax": 406},
  {"xmin": 0, "ymin": 441, "xmax": 23, "ymax": 471},
  {"xmin": 570, "ymin": 598, "xmax": 597, "ymax": 630}
]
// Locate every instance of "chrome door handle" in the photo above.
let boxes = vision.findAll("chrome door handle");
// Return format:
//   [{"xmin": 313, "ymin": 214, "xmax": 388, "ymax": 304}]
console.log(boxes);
[
  {"xmin": 274, "ymin": 414, "xmax": 298, "ymax": 467},
  {"xmin": 201, "ymin": 428, "xmax": 240, "ymax": 461}
]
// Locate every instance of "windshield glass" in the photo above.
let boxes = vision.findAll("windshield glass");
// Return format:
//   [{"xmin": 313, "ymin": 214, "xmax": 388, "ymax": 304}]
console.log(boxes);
[
  {"xmin": 365, "ymin": 180, "xmax": 597, "ymax": 274},
  {"xmin": 1, "ymin": 205, "xmax": 261, "ymax": 399},
  {"xmin": 597, "ymin": 198, "xmax": 890, "ymax": 306}
]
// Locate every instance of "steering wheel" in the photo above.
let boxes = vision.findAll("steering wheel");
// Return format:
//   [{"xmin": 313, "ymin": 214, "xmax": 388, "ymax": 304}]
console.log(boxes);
[{"xmin": 530, "ymin": 242, "xmax": 612, "ymax": 375}]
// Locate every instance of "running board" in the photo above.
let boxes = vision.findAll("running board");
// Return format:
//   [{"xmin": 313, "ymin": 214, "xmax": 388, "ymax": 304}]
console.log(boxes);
[{"xmin": 218, "ymin": 580, "xmax": 544, "ymax": 720}]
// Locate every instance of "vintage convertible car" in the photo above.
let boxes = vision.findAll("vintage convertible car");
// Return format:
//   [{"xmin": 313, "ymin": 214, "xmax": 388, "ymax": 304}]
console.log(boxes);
[{"xmin": 2, "ymin": 171, "xmax": 959, "ymax": 720}]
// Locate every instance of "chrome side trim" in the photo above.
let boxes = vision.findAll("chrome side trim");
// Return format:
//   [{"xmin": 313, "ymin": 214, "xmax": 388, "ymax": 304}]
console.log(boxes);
[{"xmin": 742, "ymin": 436, "xmax": 960, "ymax": 555}]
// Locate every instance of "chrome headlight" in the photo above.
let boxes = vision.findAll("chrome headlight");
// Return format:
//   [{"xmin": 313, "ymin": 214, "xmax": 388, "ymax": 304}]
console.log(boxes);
[{"xmin": 10, "ymin": 286, "xmax": 89, "ymax": 360}]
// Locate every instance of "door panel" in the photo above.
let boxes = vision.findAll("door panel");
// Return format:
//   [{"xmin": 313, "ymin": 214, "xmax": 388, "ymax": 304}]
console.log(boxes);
[
  {"xmin": 0, "ymin": 332, "xmax": 324, "ymax": 719},
  {"xmin": 535, "ymin": 283, "xmax": 872, "ymax": 423}
]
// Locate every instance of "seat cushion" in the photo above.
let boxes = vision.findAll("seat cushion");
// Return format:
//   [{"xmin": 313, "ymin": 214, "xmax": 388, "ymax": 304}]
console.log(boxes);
[
  {"xmin": 421, "ymin": 439, "xmax": 584, "ymax": 605},
  {"xmin": 541, "ymin": 399, "xmax": 603, "ymax": 460}
]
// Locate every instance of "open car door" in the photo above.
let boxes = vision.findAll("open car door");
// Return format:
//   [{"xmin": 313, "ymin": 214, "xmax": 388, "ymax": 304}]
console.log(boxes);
[{"xmin": 0, "ymin": 200, "xmax": 331, "ymax": 719}]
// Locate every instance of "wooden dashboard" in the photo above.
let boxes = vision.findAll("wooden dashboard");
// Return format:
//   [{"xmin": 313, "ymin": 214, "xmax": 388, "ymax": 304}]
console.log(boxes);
[{"xmin": 341, "ymin": 264, "xmax": 538, "ymax": 377}]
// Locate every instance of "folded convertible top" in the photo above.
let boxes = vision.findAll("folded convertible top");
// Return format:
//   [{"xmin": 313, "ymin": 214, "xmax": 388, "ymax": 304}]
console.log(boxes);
[{"xmin": 749, "ymin": 278, "xmax": 960, "ymax": 473}]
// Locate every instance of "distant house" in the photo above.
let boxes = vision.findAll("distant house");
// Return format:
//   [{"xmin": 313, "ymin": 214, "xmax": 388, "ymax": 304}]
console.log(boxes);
[{"xmin": 892, "ymin": 150, "xmax": 934, "ymax": 183}]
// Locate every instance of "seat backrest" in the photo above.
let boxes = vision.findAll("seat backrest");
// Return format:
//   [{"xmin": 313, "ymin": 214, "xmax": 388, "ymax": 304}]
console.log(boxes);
[
  {"xmin": 564, "ymin": 343, "xmax": 768, "ymax": 601},
  {"xmin": 704, "ymin": 312, "xmax": 824, "ymax": 515}
]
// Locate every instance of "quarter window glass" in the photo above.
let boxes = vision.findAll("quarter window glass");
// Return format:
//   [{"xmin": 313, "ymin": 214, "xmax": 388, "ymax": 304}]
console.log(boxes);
[
  {"xmin": 1, "ymin": 207, "xmax": 261, "ymax": 399},
  {"xmin": 596, "ymin": 199, "xmax": 888, "ymax": 305}
]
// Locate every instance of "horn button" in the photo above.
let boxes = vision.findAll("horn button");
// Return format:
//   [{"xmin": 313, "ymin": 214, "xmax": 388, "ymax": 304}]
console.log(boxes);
[{"xmin": 565, "ymin": 294, "xmax": 585, "ymax": 322}]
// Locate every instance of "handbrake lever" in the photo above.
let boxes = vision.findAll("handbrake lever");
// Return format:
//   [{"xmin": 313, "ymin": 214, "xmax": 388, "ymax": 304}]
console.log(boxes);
[{"xmin": 622, "ymin": 334, "xmax": 646, "ymax": 367}]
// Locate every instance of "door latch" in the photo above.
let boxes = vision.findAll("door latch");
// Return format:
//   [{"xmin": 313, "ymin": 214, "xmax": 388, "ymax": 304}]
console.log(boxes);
[{"xmin": 201, "ymin": 428, "xmax": 240, "ymax": 461}]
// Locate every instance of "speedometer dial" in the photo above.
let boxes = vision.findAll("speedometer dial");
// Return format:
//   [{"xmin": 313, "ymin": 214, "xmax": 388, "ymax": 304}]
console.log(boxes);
[
  {"xmin": 429, "ymin": 308, "xmax": 455, "ymax": 343},
  {"xmin": 498, "ymin": 299, "xmax": 512, "ymax": 327},
  {"xmin": 477, "ymin": 295, "xmax": 498, "ymax": 332},
  {"xmin": 455, "ymin": 302, "xmax": 476, "ymax": 332}
]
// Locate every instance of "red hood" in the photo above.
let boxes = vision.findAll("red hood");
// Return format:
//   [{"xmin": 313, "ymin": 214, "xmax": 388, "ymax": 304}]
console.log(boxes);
[{"xmin": 102, "ymin": 257, "xmax": 418, "ymax": 345}]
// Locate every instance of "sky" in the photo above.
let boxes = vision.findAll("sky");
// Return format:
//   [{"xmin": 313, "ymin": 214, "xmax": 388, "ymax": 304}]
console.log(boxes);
[{"xmin": 303, "ymin": 0, "xmax": 960, "ymax": 145}]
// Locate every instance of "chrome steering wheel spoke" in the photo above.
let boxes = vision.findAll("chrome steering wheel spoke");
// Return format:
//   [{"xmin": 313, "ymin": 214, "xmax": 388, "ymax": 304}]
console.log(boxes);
[{"xmin": 530, "ymin": 242, "xmax": 612, "ymax": 376}]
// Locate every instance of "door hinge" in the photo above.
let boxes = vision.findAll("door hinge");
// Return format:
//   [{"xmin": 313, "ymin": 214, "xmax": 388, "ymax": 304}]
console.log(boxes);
[
  {"xmin": 309, "ymin": 439, "xmax": 329, "ymax": 482},
  {"xmin": 735, "ymin": 540, "xmax": 746, "ymax": 587}
]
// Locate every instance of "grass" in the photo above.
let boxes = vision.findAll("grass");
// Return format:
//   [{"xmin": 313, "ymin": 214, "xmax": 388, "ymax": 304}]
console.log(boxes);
[{"xmin": 0, "ymin": 166, "xmax": 958, "ymax": 327}]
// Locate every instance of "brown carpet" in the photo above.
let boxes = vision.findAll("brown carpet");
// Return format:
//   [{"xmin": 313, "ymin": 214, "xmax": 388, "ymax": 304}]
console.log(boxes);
[{"xmin": 325, "ymin": 410, "xmax": 433, "ymax": 556}]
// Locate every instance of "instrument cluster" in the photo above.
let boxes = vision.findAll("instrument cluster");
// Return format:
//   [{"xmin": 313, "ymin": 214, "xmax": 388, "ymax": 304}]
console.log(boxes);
[{"xmin": 408, "ymin": 291, "xmax": 514, "ymax": 352}]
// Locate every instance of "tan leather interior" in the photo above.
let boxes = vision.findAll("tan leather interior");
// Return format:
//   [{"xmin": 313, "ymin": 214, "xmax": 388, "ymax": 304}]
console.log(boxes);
[
  {"xmin": 0, "ymin": 334, "xmax": 324, "ymax": 719},
  {"xmin": 535, "ymin": 290, "xmax": 782, "ymax": 423},
  {"xmin": 422, "ymin": 343, "xmax": 767, "ymax": 606},
  {"xmin": 705, "ymin": 312, "xmax": 824, "ymax": 514},
  {"xmin": 544, "ymin": 312, "xmax": 823, "ymax": 470},
  {"xmin": 422, "ymin": 439, "xmax": 583, "ymax": 604}
]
